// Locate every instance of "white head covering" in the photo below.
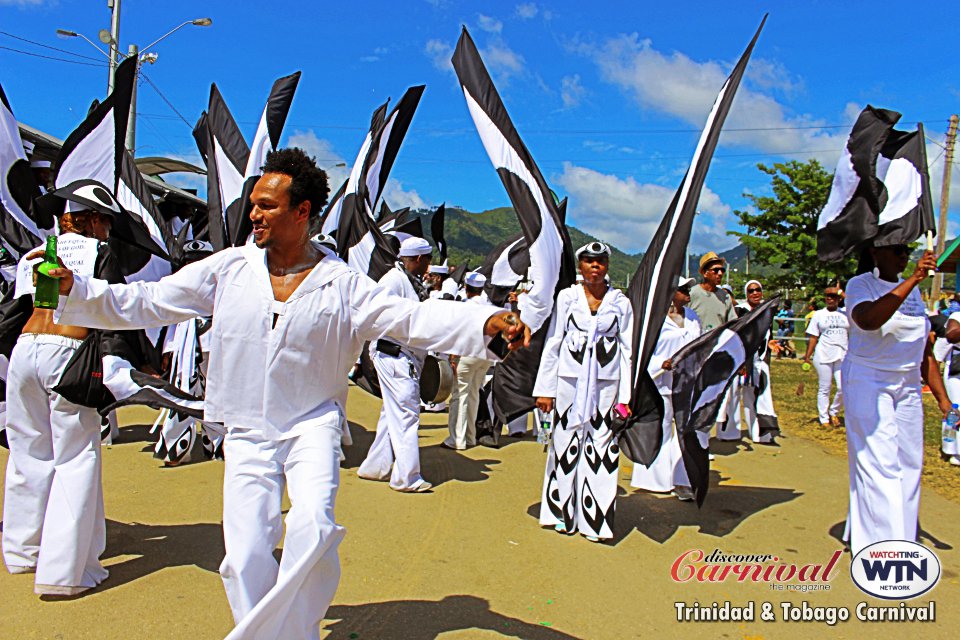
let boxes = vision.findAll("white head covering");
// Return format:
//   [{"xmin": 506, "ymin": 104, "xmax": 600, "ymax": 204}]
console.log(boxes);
[
  {"xmin": 428, "ymin": 264, "xmax": 450, "ymax": 274},
  {"xmin": 398, "ymin": 237, "xmax": 432, "ymax": 257},
  {"xmin": 30, "ymin": 159, "xmax": 52, "ymax": 169},
  {"xmin": 744, "ymin": 279, "xmax": 762, "ymax": 296},
  {"xmin": 575, "ymin": 241, "xmax": 611, "ymax": 260},
  {"xmin": 677, "ymin": 276, "xmax": 696, "ymax": 289},
  {"xmin": 464, "ymin": 272, "xmax": 486, "ymax": 288}
]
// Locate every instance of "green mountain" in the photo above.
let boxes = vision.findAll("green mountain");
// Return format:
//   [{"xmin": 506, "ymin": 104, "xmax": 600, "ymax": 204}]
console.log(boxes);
[
  {"xmin": 412, "ymin": 205, "xmax": 753, "ymax": 288},
  {"xmin": 417, "ymin": 206, "xmax": 641, "ymax": 286}
]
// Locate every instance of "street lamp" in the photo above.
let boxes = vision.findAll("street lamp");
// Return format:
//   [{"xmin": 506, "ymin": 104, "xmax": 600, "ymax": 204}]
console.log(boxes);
[{"xmin": 56, "ymin": 17, "xmax": 212, "ymax": 154}]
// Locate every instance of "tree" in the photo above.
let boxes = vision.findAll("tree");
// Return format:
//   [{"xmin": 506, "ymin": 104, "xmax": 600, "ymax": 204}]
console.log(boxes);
[{"xmin": 729, "ymin": 159, "xmax": 858, "ymax": 294}]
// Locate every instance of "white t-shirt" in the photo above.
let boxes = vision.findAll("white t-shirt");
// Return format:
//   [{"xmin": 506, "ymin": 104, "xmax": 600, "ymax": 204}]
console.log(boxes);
[
  {"xmin": 845, "ymin": 272, "xmax": 930, "ymax": 372},
  {"xmin": 806, "ymin": 308, "xmax": 849, "ymax": 364}
]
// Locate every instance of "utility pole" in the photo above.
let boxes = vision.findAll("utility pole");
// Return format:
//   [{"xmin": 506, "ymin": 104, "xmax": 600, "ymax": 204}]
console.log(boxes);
[
  {"xmin": 930, "ymin": 114, "xmax": 958, "ymax": 307},
  {"xmin": 126, "ymin": 43, "xmax": 138, "ymax": 154},
  {"xmin": 107, "ymin": 0, "xmax": 121, "ymax": 94}
]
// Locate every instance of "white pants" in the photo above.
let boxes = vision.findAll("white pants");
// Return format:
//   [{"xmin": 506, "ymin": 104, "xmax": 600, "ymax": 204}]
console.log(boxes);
[
  {"xmin": 944, "ymin": 377, "xmax": 960, "ymax": 456},
  {"xmin": 539, "ymin": 377, "xmax": 620, "ymax": 539},
  {"xmin": 220, "ymin": 424, "xmax": 345, "ymax": 640},
  {"xmin": 357, "ymin": 351, "xmax": 425, "ymax": 490},
  {"xmin": 814, "ymin": 359, "xmax": 843, "ymax": 424},
  {"xmin": 2, "ymin": 334, "xmax": 108, "ymax": 590},
  {"xmin": 445, "ymin": 356, "xmax": 491, "ymax": 449},
  {"xmin": 716, "ymin": 377, "xmax": 743, "ymax": 440},
  {"xmin": 842, "ymin": 361, "xmax": 923, "ymax": 556},
  {"xmin": 743, "ymin": 361, "xmax": 778, "ymax": 443},
  {"xmin": 631, "ymin": 394, "xmax": 704, "ymax": 491}
]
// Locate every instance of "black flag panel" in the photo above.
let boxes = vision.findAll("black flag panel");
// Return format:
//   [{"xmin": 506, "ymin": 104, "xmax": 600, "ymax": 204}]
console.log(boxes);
[
  {"xmin": 0, "ymin": 82, "xmax": 45, "ymax": 258},
  {"xmin": 818, "ymin": 106, "xmax": 935, "ymax": 261},
  {"xmin": 670, "ymin": 296, "xmax": 779, "ymax": 505},
  {"xmin": 202, "ymin": 83, "xmax": 248, "ymax": 251},
  {"xmin": 430, "ymin": 203, "xmax": 447, "ymax": 262},
  {"xmin": 625, "ymin": 15, "xmax": 766, "ymax": 466},
  {"xmin": 452, "ymin": 26, "xmax": 574, "ymax": 335}
]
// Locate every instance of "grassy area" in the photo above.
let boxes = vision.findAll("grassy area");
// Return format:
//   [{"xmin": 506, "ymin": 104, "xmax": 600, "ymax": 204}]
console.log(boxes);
[{"xmin": 769, "ymin": 358, "xmax": 960, "ymax": 503}]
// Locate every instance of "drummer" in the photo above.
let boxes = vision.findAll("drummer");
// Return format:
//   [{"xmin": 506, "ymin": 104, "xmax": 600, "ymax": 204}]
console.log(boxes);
[
  {"xmin": 357, "ymin": 237, "xmax": 436, "ymax": 492},
  {"xmin": 443, "ymin": 272, "xmax": 495, "ymax": 450}
]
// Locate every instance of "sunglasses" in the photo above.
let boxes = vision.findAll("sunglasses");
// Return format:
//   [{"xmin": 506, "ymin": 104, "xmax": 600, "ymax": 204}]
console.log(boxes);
[
  {"xmin": 706, "ymin": 266, "xmax": 725, "ymax": 274},
  {"xmin": 825, "ymin": 293, "xmax": 839, "ymax": 298},
  {"xmin": 746, "ymin": 287, "xmax": 762, "ymax": 294},
  {"xmin": 677, "ymin": 287, "xmax": 691, "ymax": 295},
  {"xmin": 878, "ymin": 245, "xmax": 911, "ymax": 257}
]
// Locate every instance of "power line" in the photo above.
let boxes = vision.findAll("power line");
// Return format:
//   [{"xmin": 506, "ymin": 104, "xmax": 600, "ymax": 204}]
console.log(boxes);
[
  {"xmin": 0, "ymin": 44, "xmax": 108, "ymax": 67},
  {"xmin": 137, "ymin": 111, "xmax": 945, "ymax": 136},
  {"xmin": 0, "ymin": 31, "xmax": 104, "ymax": 62},
  {"xmin": 139, "ymin": 72, "xmax": 193, "ymax": 129}
]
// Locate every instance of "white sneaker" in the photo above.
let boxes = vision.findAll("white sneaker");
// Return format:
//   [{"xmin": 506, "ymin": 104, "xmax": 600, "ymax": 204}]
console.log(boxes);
[
  {"xmin": 7, "ymin": 565, "xmax": 35, "ymax": 575},
  {"xmin": 35, "ymin": 583, "xmax": 91, "ymax": 596},
  {"xmin": 950, "ymin": 456, "xmax": 960, "ymax": 467},
  {"xmin": 673, "ymin": 486, "xmax": 695, "ymax": 501},
  {"xmin": 397, "ymin": 480, "xmax": 433, "ymax": 493}
]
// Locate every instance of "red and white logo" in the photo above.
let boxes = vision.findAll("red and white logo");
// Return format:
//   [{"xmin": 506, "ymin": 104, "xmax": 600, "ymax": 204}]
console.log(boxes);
[{"xmin": 850, "ymin": 540, "xmax": 940, "ymax": 600}]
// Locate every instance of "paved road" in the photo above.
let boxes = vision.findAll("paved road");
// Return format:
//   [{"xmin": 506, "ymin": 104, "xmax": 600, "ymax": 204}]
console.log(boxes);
[{"xmin": 1, "ymin": 386, "xmax": 957, "ymax": 639}]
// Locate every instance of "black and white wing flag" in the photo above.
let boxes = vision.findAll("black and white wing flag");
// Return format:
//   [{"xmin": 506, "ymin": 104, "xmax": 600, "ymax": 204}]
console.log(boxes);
[
  {"xmin": 430, "ymin": 203, "xmax": 447, "ymax": 262},
  {"xmin": 116, "ymin": 150, "xmax": 174, "ymax": 282},
  {"xmin": 670, "ymin": 296, "xmax": 779, "ymax": 505},
  {"xmin": 203, "ymin": 83, "xmax": 249, "ymax": 251},
  {"xmin": 232, "ymin": 71, "xmax": 301, "ymax": 247},
  {"xmin": 362, "ymin": 85, "xmax": 424, "ymax": 217},
  {"xmin": 49, "ymin": 57, "xmax": 170, "ymax": 270},
  {"xmin": 478, "ymin": 234, "xmax": 528, "ymax": 307},
  {"xmin": 625, "ymin": 15, "xmax": 766, "ymax": 467},
  {"xmin": 54, "ymin": 56, "xmax": 135, "ymax": 194},
  {"xmin": 452, "ymin": 27, "xmax": 574, "ymax": 334},
  {"xmin": 872, "ymin": 122, "xmax": 935, "ymax": 248},
  {"xmin": 0, "ymin": 82, "xmax": 46, "ymax": 258},
  {"xmin": 102, "ymin": 357, "xmax": 204, "ymax": 420}
]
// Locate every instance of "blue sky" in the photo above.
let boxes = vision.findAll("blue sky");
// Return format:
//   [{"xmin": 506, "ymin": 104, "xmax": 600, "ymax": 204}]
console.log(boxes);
[{"xmin": 2, "ymin": 0, "xmax": 958, "ymax": 253}]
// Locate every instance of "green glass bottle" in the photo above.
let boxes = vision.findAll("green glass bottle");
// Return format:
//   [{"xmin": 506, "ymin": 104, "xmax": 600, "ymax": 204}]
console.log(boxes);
[{"xmin": 34, "ymin": 236, "xmax": 60, "ymax": 309}]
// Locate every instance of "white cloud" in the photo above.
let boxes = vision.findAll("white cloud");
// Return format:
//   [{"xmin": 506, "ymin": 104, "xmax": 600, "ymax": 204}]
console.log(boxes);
[
  {"xmin": 383, "ymin": 179, "xmax": 428, "ymax": 210},
  {"xmin": 424, "ymin": 39, "xmax": 453, "ymax": 73},
  {"xmin": 516, "ymin": 2, "xmax": 538, "ymax": 19},
  {"xmin": 555, "ymin": 162, "xmax": 735, "ymax": 253},
  {"xmin": 477, "ymin": 14, "xmax": 503, "ymax": 33},
  {"xmin": 581, "ymin": 34, "xmax": 850, "ymax": 167},
  {"xmin": 560, "ymin": 74, "xmax": 585, "ymax": 108},
  {"xmin": 481, "ymin": 40, "xmax": 525, "ymax": 83}
]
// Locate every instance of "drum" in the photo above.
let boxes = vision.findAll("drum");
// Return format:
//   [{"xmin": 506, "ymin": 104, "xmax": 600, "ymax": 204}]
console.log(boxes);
[{"xmin": 419, "ymin": 355, "xmax": 454, "ymax": 403}]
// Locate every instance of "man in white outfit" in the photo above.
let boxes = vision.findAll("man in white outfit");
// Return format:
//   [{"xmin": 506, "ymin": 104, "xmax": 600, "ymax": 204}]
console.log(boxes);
[
  {"xmin": 357, "ymin": 237, "xmax": 436, "ymax": 491},
  {"xmin": 443, "ymin": 272, "xmax": 494, "ymax": 450},
  {"xmin": 44, "ymin": 149, "xmax": 529, "ymax": 639}
]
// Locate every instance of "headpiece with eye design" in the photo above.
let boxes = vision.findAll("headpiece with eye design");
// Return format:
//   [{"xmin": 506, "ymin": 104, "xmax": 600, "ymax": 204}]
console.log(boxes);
[
  {"xmin": 49, "ymin": 179, "xmax": 123, "ymax": 219},
  {"xmin": 575, "ymin": 241, "xmax": 611, "ymax": 260}
]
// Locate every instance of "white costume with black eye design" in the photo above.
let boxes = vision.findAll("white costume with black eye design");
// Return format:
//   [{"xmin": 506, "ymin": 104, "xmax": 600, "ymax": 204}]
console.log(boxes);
[{"xmin": 533, "ymin": 283, "xmax": 632, "ymax": 540}]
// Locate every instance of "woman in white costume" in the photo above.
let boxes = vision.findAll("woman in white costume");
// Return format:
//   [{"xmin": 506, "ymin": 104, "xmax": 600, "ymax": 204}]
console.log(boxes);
[
  {"xmin": 843, "ymin": 245, "xmax": 951, "ymax": 555},
  {"xmin": 630, "ymin": 277, "xmax": 701, "ymax": 500},
  {"xmin": 940, "ymin": 313, "xmax": 960, "ymax": 465},
  {"xmin": 803, "ymin": 285, "xmax": 849, "ymax": 427},
  {"xmin": 534, "ymin": 242, "xmax": 633, "ymax": 542}
]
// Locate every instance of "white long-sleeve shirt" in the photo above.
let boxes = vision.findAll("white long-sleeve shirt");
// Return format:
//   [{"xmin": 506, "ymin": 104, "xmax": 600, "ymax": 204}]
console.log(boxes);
[
  {"xmin": 56, "ymin": 244, "xmax": 499, "ymax": 440},
  {"xmin": 648, "ymin": 307, "xmax": 701, "ymax": 394},
  {"xmin": 532, "ymin": 283, "xmax": 633, "ymax": 405},
  {"xmin": 376, "ymin": 265, "xmax": 427, "ymax": 364}
]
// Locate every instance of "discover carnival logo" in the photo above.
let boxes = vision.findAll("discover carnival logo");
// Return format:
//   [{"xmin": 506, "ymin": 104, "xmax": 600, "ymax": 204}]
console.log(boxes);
[{"xmin": 850, "ymin": 540, "xmax": 941, "ymax": 600}]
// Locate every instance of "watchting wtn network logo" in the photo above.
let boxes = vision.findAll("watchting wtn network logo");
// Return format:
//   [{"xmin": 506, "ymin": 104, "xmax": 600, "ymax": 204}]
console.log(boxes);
[{"xmin": 850, "ymin": 540, "xmax": 940, "ymax": 600}]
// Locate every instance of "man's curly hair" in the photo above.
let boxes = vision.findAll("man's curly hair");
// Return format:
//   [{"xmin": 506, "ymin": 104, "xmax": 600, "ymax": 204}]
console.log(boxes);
[{"xmin": 262, "ymin": 148, "xmax": 330, "ymax": 218}]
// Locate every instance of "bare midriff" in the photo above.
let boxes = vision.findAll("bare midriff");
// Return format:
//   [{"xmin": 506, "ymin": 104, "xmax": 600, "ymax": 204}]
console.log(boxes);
[{"xmin": 22, "ymin": 308, "xmax": 90, "ymax": 340}]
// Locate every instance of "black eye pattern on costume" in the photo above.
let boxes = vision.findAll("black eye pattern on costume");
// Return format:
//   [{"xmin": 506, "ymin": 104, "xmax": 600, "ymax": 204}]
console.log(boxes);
[{"xmin": 564, "ymin": 314, "xmax": 587, "ymax": 364}]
